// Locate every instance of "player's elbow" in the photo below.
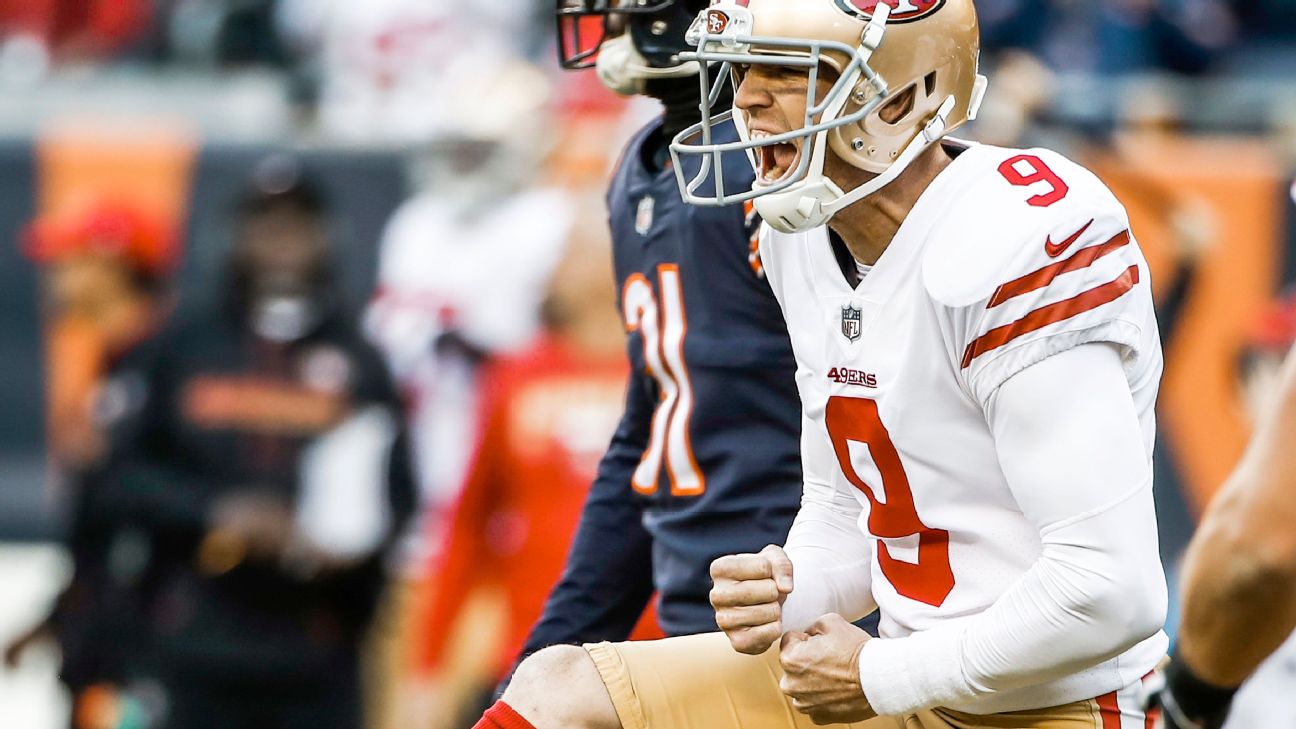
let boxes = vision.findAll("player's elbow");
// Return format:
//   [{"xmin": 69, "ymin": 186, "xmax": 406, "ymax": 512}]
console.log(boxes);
[
  {"xmin": 1047, "ymin": 541, "xmax": 1167, "ymax": 658},
  {"xmin": 1085, "ymin": 559, "xmax": 1168, "ymax": 654},
  {"xmin": 1108, "ymin": 581, "xmax": 1166, "ymax": 647}
]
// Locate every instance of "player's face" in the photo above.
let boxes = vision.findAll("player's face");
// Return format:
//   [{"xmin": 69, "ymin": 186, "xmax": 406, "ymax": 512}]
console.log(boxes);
[
  {"xmin": 735, "ymin": 62, "xmax": 917, "ymax": 187},
  {"xmin": 733, "ymin": 63, "xmax": 826, "ymax": 186},
  {"xmin": 236, "ymin": 206, "xmax": 328, "ymax": 296}
]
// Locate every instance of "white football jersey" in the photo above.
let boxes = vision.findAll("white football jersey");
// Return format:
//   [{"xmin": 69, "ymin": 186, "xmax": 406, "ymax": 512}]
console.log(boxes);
[
  {"xmin": 761, "ymin": 142, "xmax": 1167, "ymax": 710},
  {"xmin": 365, "ymin": 187, "xmax": 571, "ymax": 563}
]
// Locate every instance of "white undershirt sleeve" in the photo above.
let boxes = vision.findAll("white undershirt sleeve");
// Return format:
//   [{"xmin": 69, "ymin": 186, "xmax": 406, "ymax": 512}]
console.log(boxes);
[
  {"xmin": 781, "ymin": 475, "xmax": 877, "ymax": 633},
  {"xmin": 856, "ymin": 343, "xmax": 1168, "ymax": 715}
]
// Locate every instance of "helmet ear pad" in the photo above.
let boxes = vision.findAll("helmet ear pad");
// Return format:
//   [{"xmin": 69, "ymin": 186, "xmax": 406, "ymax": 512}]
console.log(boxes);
[{"xmin": 829, "ymin": 65, "xmax": 951, "ymax": 174}]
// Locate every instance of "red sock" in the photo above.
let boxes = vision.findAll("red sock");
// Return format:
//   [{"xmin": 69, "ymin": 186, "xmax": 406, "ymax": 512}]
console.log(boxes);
[{"xmin": 473, "ymin": 700, "xmax": 537, "ymax": 729}]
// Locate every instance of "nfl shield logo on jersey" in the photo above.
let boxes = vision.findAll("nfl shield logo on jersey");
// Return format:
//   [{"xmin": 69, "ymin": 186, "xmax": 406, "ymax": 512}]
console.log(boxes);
[
  {"xmin": 841, "ymin": 304, "xmax": 862, "ymax": 342},
  {"xmin": 635, "ymin": 196, "xmax": 655, "ymax": 236}
]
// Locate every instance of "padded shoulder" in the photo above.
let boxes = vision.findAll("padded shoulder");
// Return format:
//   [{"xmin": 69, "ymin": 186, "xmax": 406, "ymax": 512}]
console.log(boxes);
[{"xmin": 922, "ymin": 145, "xmax": 1132, "ymax": 310}]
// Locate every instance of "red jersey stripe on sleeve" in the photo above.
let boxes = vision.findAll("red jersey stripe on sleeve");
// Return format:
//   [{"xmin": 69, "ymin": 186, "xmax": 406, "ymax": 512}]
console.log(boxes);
[
  {"xmin": 961, "ymin": 264, "xmax": 1140, "ymax": 369},
  {"xmin": 987, "ymin": 230, "xmax": 1131, "ymax": 309}
]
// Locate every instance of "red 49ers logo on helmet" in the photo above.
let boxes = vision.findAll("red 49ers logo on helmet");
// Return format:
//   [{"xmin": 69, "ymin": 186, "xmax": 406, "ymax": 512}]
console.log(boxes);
[
  {"xmin": 706, "ymin": 9, "xmax": 731, "ymax": 33},
  {"xmin": 833, "ymin": 0, "xmax": 944, "ymax": 23}
]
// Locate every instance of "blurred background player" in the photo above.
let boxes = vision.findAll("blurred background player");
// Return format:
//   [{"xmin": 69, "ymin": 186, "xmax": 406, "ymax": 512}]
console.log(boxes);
[
  {"xmin": 491, "ymin": 0, "xmax": 807, "ymax": 693},
  {"xmin": 1152, "ymin": 292, "xmax": 1296, "ymax": 729},
  {"xmin": 361, "ymin": 87, "xmax": 576, "ymax": 729},
  {"xmin": 307, "ymin": 4, "xmax": 577, "ymax": 722},
  {"xmin": 273, "ymin": 0, "xmax": 545, "ymax": 145},
  {"xmin": 96, "ymin": 158, "xmax": 415, "ymax": 729},
  {"xmin": 364, "ymin": 120, "xmax": 572, "ymax": 565},
  {"xmin": 404, "ymin": 208, "xmax": 663, "ymax": 729},
  {"xmin": 5, "ymin": 200, "xmax": 176, "ymax": 729}
]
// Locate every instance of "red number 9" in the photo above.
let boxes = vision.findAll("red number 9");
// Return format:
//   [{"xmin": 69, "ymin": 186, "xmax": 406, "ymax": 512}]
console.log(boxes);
[
  {"xmin": 998, "ymin": 154, "xmax": 1069, "ymax": 208},
  {"xmin": 825, "ymin": 396, "xmax": 955, "ymax": 607}
]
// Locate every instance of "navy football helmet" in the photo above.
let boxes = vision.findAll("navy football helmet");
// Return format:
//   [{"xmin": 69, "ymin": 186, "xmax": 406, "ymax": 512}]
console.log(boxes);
[{"xmin": 556, "ymin": 0, "xmax": 708, "ymax": 95}]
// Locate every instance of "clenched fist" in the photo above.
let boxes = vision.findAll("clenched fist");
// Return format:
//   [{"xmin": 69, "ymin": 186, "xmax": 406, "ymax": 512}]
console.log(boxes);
[
  {"xmin": 709, "ymin": 544, "xmax": 794, "ymax": 655},
  {"xmin": 779, "ymin": 614, "xmax": 875, "ymax": 725}
]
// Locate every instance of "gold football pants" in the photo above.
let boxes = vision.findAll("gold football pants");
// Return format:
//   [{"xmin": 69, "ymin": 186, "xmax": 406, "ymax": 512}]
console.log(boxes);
[{"xmin": 585, "ymin": 632, "xmax": 1150, "ymax": 729}]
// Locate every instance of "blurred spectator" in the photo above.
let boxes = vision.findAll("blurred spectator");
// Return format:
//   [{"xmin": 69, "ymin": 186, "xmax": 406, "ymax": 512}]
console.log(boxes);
[
  {"xmin": 96, "ymin": 157, "xmax": 415, "ymax": 729},
  {"xmin": 5, "ymin": 200, "xmax": 177, "ymax": 729},
  {"xmin": 0, "ymin": 0, "xmax": 154, "ymax": 79},
  {"xmin": 401, "ymin": 208, "xmax": 661, "ymax": 729},
  {"xmin": 365, "ymin": 132, "xmax": 571, "ymax": 564},
  {"xmin": 157, "ymin": 0, "xmax": 291, "ymax": 68},
  {"xmin": 979, "ymin": 0, "xmax": 1237, "ymax": 76},
  {"xmin": 274, "ymin": 0, "xmax": 547, "ymax": 144},
  {"xmin": 25, "ymin": 201, "xmax": 177, "ymax": 471}
]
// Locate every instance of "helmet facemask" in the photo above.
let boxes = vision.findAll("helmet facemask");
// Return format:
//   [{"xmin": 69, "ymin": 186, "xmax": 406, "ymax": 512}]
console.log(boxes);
[{"xmin": 670, "ymin": 1, "xmax": 986, "ymax": 233}]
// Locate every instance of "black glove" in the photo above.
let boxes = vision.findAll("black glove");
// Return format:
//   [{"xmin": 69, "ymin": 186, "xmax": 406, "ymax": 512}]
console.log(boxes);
[{"xmin": 1148, "ymin": 649, "xmax": 1238, "ymax": 729}]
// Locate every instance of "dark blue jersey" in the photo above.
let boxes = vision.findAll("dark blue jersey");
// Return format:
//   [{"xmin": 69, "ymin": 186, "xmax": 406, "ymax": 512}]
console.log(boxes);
[{"xmin": 521, "ymin": 118, "xmax": 803, "ymax": 652}]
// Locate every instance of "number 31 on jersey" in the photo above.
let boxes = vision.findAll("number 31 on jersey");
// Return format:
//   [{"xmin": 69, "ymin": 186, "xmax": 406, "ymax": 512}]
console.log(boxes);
[{"xmin": 622, "ymin": 265, "xmax": 705, "ymax": 496}]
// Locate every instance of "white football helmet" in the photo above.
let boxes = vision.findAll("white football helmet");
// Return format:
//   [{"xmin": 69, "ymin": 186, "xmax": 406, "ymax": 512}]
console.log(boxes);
[{"xmin": 670, "ymin": 0, "xmax": 988, "ymax": 233}]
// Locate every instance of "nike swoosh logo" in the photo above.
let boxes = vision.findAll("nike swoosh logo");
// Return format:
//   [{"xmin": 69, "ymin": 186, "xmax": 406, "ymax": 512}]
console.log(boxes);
[{"xmin": 1045, "ymin": 219, "xmax": 1094, "ymax": 257}]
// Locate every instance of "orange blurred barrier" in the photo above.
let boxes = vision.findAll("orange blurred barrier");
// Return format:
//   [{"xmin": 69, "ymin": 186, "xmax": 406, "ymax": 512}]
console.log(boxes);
[
  {"xmin": 36, "ymin": 120, "xmax": 197, "ymax": 225},
  {"xmin": 1089, "ymin": 136, "xmax": 1284, "ymax": 513}
]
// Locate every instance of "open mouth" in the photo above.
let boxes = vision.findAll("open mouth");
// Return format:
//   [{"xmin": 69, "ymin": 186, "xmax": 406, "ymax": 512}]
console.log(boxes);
[{"xmin": 750, "ymin": 130, "xmax": 800, "ymax": 185}]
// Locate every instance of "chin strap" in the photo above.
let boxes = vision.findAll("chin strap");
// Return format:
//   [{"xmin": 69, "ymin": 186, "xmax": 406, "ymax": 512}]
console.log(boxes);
[
  {"xmin": 597, "ymin": 34, "xmax": 701, "ymax": 96},
  {"xmin": 755, "ymin": 95, "xmax": 957, "ymax": 234}
]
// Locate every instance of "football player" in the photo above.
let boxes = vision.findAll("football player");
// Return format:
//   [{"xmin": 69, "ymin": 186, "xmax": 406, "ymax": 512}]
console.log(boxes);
[
  {"xmin": 479, "ymin": 0, "xmax": 806, "ymax": 709},
  {"xmin": 1153, "ymin": 346, "xmax": 1296, "ymax": 729},
  {"xmin": 482, "ymin": 1, "xmax": 1170, "ymax": 728}
]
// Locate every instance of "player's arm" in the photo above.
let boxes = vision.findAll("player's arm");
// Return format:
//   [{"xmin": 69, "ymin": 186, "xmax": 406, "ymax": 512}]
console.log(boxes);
[
  {"xmin": 92, "ymin": 332, "xmax": 224, "ymax": 535},
  {"xmin": 782, "ymin": 475, "xmax": 876, "ymax": 631},
  {"xmin": 1162, "ymin": 344, "xmax": 1296, "ymax": 727},
  {"xmin": 513, "ymin": 369, "xmax": 657, "ymax": 663},
  {"xmin": 856, "ymin": 342, "xmax": 1167, "ymax": 714}
]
